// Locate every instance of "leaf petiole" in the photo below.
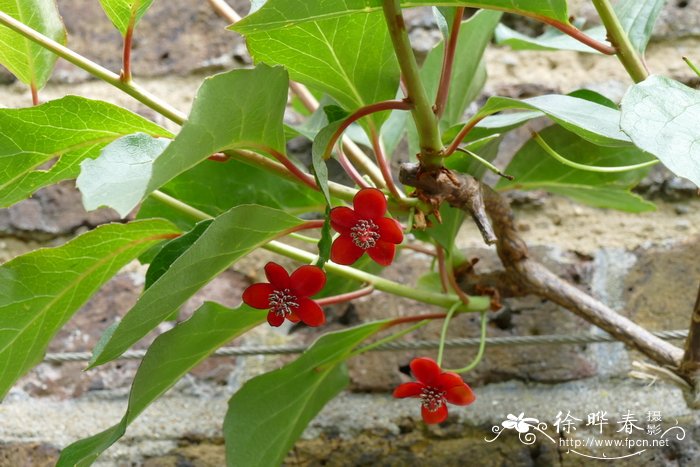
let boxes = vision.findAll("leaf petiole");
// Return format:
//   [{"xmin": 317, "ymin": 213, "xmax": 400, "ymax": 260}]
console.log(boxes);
[
  {"xmin": 533, "ymin": 132, "xmax": 659, "ymax": 173},
  {"xmin": 445, "ymin": 311, "xmax": 489, "ymax": 374}
]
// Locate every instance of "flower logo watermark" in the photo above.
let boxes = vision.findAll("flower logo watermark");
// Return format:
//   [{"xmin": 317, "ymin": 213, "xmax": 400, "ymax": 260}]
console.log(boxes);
[{"xmin": 485, "ymin": 410, "xmax": 686, "ymax": 460}]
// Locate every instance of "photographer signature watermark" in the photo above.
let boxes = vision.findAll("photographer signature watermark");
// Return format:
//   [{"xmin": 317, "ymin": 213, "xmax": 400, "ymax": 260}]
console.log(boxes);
[{"xmin": 485, "ymin": 410, "xmax": 686, "ymax": 460}]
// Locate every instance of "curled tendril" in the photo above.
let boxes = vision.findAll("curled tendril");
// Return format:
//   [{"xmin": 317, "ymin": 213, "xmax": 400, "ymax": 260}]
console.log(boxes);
[
  {"xmin": 484, "ymin": 425, "xmax": 504, "ymax": 443},
  {"xmin": 519, "ymin": 431, "xmax": 537, "ymax": 445},
  {"xmin": 661, "ymin": 424, "xmax": 687, "ymax": 441}
]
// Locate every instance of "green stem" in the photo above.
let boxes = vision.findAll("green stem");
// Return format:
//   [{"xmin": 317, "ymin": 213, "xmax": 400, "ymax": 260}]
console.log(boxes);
[
  {"xmin": 436, "ymin": 301, "xmax": 461, "ymax": 366},
  {"xmin": 533, "ymin": 133, "xmax": 659, "ymax": 173},
  {"xmin": 456, "ymin": 147, "xmax": 513, "ymax": 180},
  {"xmin": 349, "ymin": 320, "xmax": 430, "ymax": 358},
  {"xmin": 591, "ymin": 0, "xmax": 649, "ymax": 83},
  {"xmin": 0, "ymin": 11, "xmax": 186, "ymax": 124},
  {"xmin": 150, "ymin": 190, "xmax": 490, "ymax": 312},
  {"xmin": 446, "ymin": 311, "xmax": 488, "ymax": 373},
  {"xmin": 683, "ymin": 56, "xmax": 700, "ymax": 78},
  {"xmin": 382, "ymin": 0, "xmax": 443, "ymax": 168}
]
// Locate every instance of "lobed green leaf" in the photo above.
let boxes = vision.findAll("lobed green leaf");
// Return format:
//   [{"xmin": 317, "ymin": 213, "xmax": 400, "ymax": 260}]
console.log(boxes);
[{"xmin": 232, "ymin": 3, "xmax": 400, "ymax": 131}]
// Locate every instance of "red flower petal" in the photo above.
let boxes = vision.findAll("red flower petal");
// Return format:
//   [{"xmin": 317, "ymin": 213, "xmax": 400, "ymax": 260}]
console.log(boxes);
[
  {"xmin": 410, "ymin": 357, "xmax": 441, "ymax": 385},
  {"xmin": 392, "ymin": 382, "xmax": 424, "ymax": 399},
  {"xmin": 353, "ymin": 188, "xmax": 387, "ymax": 219},
  {"xmin": 295, "ymin": 297, "xmax": 325, "ymax": 327},
  {"xmin": 367, "ymin": 241, "xmax": 396, "ymax": 266},
  {"xmin": 242, "ymin": 283, "xmax": 274, "ymax": 309},
  {"xmin": 435, "ymin": 371, "xmax": 466, "ymax": 390},
  {"xmin": 290, "ymin": 265, "xmax": 327, "ymax": 297},
  {"xmin": 267, "ymin": 311, "xmax": 285, "ymax": 327},
  {"xmin": 376, "ymin": 217, "xmax": 404, "ymax": 244},
  {"xmin": 330, "ymin": 235, "xmax": 365, "ymax": 265},
  {"xmin": 421, "ymin": 404, "xmax": 448, "ymax": 424},
  {"xmin": 445, "ymin": 383, "xmax": 476, "ymax": 406},
  {"xmin": 329, "ymin": 206, "xmax": 358, "ymax": 235},
  {"xmin": 287, "ymin": 311, "xmax": 301, "ymax": 323},
  {"xmin": 264, "ymin": 262, "xmax": 290, "ymax": 289}
]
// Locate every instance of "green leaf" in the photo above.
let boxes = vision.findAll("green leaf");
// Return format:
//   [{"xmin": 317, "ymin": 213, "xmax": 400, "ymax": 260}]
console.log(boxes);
[
  {"xmin": 98, "ymin": 0, "xmax": 155, "ymax": 35},
  {"xmin": 57, "ymin": 302, "xmax": 266, "ymax": 467},
  {"xmin": 494, "ymin": 22, "xmax": 606, "ymax": 53},
  {"xmin": 144, "ymin": 219, "xmax": 213, "ymax": 290},
  {"xmin": 443, "ymin": 111, "xmax": 540, "ymax": 145},
  {"xmin": 445, "ymin": 134, "xmax": 503, "ymax": 179},
  {"xmin": 413, "ymin": 203, "xmax": 465, "ymax": 255},
  {"xmin": 417, "ymin": 271, "xmax": 443, "ymax": 293},
  {"xmin": 0, "ymin": 96, "xmax": 170, "ymax": 208},
  {"xmin": 224, "ymin": 320, "xmax": 387, "ymax": 467},
  {"xmin": 78, "ymin": 133, "xmax": 170, "ymax": 217},
  {"xmin": 477, "ymin": 94, "xmax": 631, "ymax": 146},
  {"xmin": 89, "ymin": 205, "xmax": 304, "ymax": 368},
  {"xmin": 231, "ymin": 1, "xmax": 569, "ymax": 30},
  {"xmin": 494, "ymin": 0, "xmax": 664, "ymax": 55},
  {"xmin": 421, "ymin": 10, "xmax": 503, "ymax": 127},
  {"xmin": 0, "ymin": 0, "xmax": 65, "ymax": 89},
  {"xmin": 78, "ymin": 65, "xmax": 290, "ymax": 216},
  {"xmin": 613, "ymin": 0, "xmax": 665, "ymax": 55},
  {"xmin": 315, "ymin": 207, "xmax": 332, "ymax": 269},
  {"xmin": 137, "ymin": 158, "xmax": 326, "ymax": 230},
  {"xmin": 0, "ymin": 219, "xmax": 179, "ymax": 399},
  {"xmin": 621, "ymin": 75, "xmax": 700, "ymax": 188},
  {"xmin": 231, "ymin": 3, "xmax": 400, "ymax": 130},
  {"xmin": 496, "ymin": 125, "xmax": 655, "ymax": 212}
]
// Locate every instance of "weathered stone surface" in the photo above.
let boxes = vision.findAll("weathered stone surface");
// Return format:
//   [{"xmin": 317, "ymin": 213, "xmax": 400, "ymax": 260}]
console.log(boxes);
[
  {"xmin": 0, "ymin": 443, "xmax": 59, "ymax": 467},
  {"xmin": 50, "ymin": 0, "xmax": 250, "ymax": 82},
  {"xmin": 624, "ymin": 236, "xmax": 700, "ymax": 331},
  {"xmin": 0, "ymin": 181, "xmax": 120, "ymax": 238}
]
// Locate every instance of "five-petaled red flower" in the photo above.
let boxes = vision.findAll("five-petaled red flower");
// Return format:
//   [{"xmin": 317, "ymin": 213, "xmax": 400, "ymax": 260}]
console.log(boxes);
[
  {"xmin": 393, "ymin": 357, "xmax": 476, "ymax": 424},
  {"xmin": 329, "ymin": 188, "xmax": 403, "ymax": 266},
  {"xmin": 242, "ymin": 262, "xmax": 327, "ymax": 327}
]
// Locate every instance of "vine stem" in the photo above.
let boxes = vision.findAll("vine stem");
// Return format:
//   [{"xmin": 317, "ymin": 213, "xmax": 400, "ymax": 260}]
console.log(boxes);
[
  {"xmin": 370, "ymin": 130, "xmax": 404, "ymax": 200},
  {"xmin": 150, "ymin": 190, "xmax": 490, "ymax": 311},
  {"xmin": 315, "ymin": 285, "xmax": 374, "ymax": 307},
  {"xmin": 456, "ymin": 147, "xmax": 514, "ymax": 180},
  {"xmin": 246, "ymin": 144, "xmax": 317, "ymax": 189},
  {"xmin": 322, "ymin": 99, "xmax": 412, "ymax": 160},
  {"xmin": 683, "ymin": 57, "xmax": 700, "ymax": 78},
  {"xmin": 207, "ymin": 0, "xmax": 388, "ymax": 190},
  {"xmin": 30, "ymin": 82, "xmax": 39, "ymax": 105},
  {"xmin": 436, "ymin": 302, "xmax": 461, "ymax": 366},
  {"xmin": 337, "ymin": 142, "xmax": 371, "ymax": 189},
  {"xmin": 434, "ymin": 7, "xmax": 464, "ymax": 119},
  {"xmin": 0, "ymin": 11, "xmax": 186, "ymax": 125},
  {"xmin": 444, "ymin": 115, "xmax": 485, "ymax": 156},
  {"xmin": 445, "ymin": 311, "xmax": 488, "ymax": 373},
  {"xmin": 591, "ymin": 0, "xmax": 649, "ymax": 83},
  {"xmin": 383, "ymin": 0, "xmax": 444, "ymax": 168},
  {"xmin": 532, "ymin": 133, "xmax": 659, "ymax": 173},
  {"xmin": 121, "ymin": 17, "xmax": 135, "ymax": 83},
  {"xmin": 348, "ymin": 319, "xmax": 431, "ymax": 359}
]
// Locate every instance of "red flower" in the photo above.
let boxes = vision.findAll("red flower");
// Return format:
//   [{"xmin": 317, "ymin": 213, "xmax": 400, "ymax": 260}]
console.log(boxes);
[
  {"xmin": 329, "ymin": 188, "xmax": 403, "ymax": 266},
  {"xmin": 242, "ymin": 262, "xmax": 327, "ymax": 327},
  {"xmin": 393, "ymin": 357, "xmax": 476, "ymax": 424}
]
